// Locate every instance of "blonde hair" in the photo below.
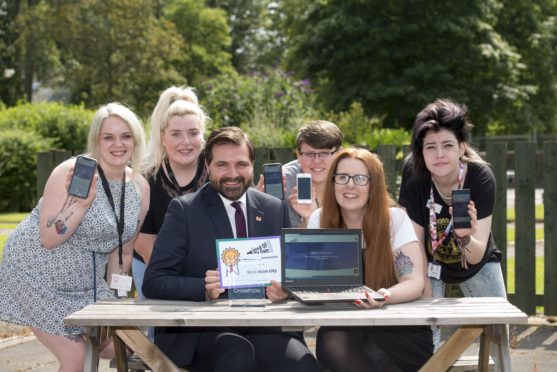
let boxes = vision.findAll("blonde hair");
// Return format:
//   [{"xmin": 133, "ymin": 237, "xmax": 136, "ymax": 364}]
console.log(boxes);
[
  {"xmin": 320, "ymin": 148, "xmax": 398, "ymax": 289},
  {"xmin": 144, "ymin": 86, "xmax": 208, "ymax": 176},
  {"xmin": 87, "ymin": 102, "xmax": 146, "ymax": 183}
]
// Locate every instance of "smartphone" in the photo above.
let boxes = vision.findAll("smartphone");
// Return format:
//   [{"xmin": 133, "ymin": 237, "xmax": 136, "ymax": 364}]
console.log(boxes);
[
  {"xmin": 263, "ymin": 163, "xmax": 284, "ymax": 199},
  {"xmin": 68, "ymin": 155, "xmax": 98, "ymax": 199},
  {"xmin": 452, "ymin": 189, "xmax": 471, "ymax": 229},
  {"xmin": 296, "ymin": 173, "xmax": 312, "ymax": 204}
]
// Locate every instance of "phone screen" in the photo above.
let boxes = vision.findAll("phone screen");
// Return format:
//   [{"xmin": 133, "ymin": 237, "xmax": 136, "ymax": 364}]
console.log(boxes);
[
  {"xmin": 263, "ymin": 163, "xmax": 283, "ymax": 199},
  {"xmin": 297, "ymin": 175, "xmax": 312, "ymax": 201},
  {"xmin": 68, "ymin": 156, "xmax": 97, "ymax": 199},
  {"xmin": 452, "ymin": 189, "xmax": 471, "ymax": 229}
]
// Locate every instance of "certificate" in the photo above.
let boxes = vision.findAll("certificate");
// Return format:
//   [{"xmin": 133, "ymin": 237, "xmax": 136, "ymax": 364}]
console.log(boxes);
[{"xmin": 216, "ymin": 236, "xmax": 281, "ymax": 289}]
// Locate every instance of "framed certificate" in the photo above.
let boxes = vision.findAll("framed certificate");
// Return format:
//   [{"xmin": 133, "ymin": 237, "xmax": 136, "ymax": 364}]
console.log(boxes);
[{"xmin": 216, "ymin": 236, "xmax": 281, "ymax": 289}]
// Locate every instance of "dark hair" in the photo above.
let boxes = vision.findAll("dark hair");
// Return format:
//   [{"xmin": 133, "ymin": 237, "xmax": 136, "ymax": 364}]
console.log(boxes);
[
  {"xmin": 409, "ymin": 99, "xmax": 482, "ymax": 176},
  {"xmin": 296, "ymin": 120, "xmax": 343, "ymax": 152},
  {"xmin": 205, "ymin": 126, "xmax": 255, "ymax": 164}
]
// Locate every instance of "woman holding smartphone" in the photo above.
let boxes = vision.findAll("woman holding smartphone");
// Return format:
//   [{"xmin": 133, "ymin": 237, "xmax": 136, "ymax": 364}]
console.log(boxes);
[
  {"xmin": 0, "ymin": 103, "xmax": 150, "ymax": 370},
  {"xmin": 308, "ymin": 148, "xmax": 432, "ymax": 372},
  {"xmin": 398, "ymin": 99, "xmax": 506, "ymax": 353},
  {"xmin": 132, "ymin": 86, "xmax": 208, "ymax": 300}
]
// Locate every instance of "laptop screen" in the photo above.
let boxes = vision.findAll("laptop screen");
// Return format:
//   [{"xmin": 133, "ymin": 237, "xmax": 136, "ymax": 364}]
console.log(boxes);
[{"xmin": 281, "ymin": 228, "xmax": 363, "ymax": 286}]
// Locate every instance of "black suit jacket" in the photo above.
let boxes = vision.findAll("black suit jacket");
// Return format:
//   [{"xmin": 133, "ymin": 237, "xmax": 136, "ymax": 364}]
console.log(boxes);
[{"xmin": 143, "ymin": 184, "xmax": 290, "ymax": 366}]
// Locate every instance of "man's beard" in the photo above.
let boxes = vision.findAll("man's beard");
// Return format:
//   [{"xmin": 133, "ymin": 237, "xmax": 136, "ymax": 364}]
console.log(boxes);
[{"xmin": 210, "ymin": 175, "xmax": 252, "ymax": 201}]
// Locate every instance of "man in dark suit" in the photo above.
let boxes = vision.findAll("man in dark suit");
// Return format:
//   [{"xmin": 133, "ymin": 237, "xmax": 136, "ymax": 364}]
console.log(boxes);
[{"xmin": 143, "ymin": 127, "xmax": 320, "ymax": 372}]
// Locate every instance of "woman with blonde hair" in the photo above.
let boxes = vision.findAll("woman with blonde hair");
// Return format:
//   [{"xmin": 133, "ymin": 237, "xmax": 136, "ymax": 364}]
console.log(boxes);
[
  {"xmin": 308, "ymin": 148, "xmax": 432, "ymax": 371},
  {"xmin": 133, "ymin": 86, "xmax": 208, "ymax": 299},
  {"xmin": 0, "ymin": 103, "xmax": 150, "ymax": 370}
]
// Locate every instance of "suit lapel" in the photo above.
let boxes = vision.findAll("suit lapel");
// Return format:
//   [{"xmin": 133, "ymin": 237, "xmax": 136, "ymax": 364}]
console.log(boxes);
[
  {"xmin": 202, "ymin": 184, "xmax": 234, "ymax": 238},
  {"xmin": 246, "ymin": 188, "xmax": 265, "ymax": 236}
]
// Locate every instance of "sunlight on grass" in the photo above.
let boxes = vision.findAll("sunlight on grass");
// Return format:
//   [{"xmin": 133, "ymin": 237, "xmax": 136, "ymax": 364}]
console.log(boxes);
[
  {"xmin": 507, "ymin": 227, "xmax": 544, "ymax": 242},
  {"xmin": 0, "ymin": 212, "xmax": 29, "ymax": 223},
  {"xmin": 505, "ymin": 257, "xmax": 544, "ymax": 294},
  {"xmin": 507, "ymin": 204, "xmax": 544, "ymax": 222},
  {"xmin": 0, "ymin": 213, "xmax": 27, "ymax": 260}
]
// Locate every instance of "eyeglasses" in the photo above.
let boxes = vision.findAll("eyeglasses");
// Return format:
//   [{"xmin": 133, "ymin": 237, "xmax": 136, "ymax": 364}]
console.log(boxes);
[
  {"xmin": 333, "ymin": 173, "xmax": 371, "ymax": 186},
  {"xmin": 299, "ymin": 149, "xmax": 338, "ymax": 160}
]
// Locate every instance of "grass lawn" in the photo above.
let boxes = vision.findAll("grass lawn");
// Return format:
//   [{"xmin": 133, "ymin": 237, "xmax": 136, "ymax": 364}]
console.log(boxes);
[
  {"xmin": 0, "ymin": 212, "xmax": 27, "ymax": 258},
  {"xmin": 505, "ymin": 257, "xmax": 544, "ymax": 294},
  {"xmin": 507, "ymin": 204, "xmax": 544, "ymax": 221},
  {"xmin": 507, "ymin": 227, "xmax": 544, "ymax": 241}
]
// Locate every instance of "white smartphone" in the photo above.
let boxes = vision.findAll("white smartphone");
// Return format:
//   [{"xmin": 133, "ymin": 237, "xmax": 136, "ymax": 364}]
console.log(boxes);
[{"xmin": 296, "ymin": 173, "xmax": 312, "ymax": 204}]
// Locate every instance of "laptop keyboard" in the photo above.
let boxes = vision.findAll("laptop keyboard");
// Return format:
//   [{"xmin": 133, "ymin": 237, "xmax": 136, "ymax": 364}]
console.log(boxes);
[{"xmin": 289, "ymin": 285, "xmax": 368, "ymax": 294}]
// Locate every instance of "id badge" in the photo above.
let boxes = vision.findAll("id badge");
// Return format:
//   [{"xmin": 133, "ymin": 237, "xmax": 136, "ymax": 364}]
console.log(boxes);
[
  {"xmin": 427, "ymin": 262, "xmax": 442, "ymax": 279},
  {"xmin": 110, "ymin": 273, "xmax": 132, "ymax": 291}
]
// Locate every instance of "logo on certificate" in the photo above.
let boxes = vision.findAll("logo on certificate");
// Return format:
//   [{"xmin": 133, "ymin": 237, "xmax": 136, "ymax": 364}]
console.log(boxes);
[{"xmin": 221, "ymin": 247, "xmax": 241, "ymax": 276}]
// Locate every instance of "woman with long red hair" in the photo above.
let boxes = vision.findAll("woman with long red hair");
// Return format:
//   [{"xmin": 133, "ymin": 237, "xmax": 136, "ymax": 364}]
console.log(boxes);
[{"xmin": 308, "ymin": 148, "xmax": 432, "ymax": 372}]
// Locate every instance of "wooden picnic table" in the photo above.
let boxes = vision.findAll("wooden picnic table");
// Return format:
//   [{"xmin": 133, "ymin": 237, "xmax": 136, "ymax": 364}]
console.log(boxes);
[{"xmin": 64, "ymin": 296, "xmax": 527, "ymax": 372}]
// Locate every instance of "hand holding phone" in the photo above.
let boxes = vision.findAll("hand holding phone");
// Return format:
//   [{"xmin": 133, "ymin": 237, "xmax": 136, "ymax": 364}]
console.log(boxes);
[
  {"xmin": 68, "ymin": 156, "xmax": 98, "ymax": 199},
  {"xmin": 296, "ymin": 173, "xmax": 312, "ymax": 204},
  {"xmin": 452, "ymin": 189, "xmax": 471, "ymax": 229},
  {"xmin": 263, "ymin": 163, "xmax": 284, "ymax": 199}
]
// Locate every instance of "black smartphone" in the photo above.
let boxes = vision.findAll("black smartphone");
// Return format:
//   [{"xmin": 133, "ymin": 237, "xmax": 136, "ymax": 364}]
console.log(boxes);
[
  {"xmin": 263, "ymin": 163, "xmax": 284, "ymax": 199},
  {"xmin": 68, "ymin": 155, "xmax": 98, "ymax": 199},
  {"xmin": 452, "ymin": 189, "xmax": 471, "ymax": 229}
]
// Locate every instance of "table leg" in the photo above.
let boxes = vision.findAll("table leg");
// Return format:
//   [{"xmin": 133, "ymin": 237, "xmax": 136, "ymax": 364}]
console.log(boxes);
[
  {"xmin": 114, "ymin": 327, "xmax": 182, "ymax": 371},
  {"xmin": 113, "ymin": 332, "xmax": 129, "ymax": 372},
  {"xmin": 419, "ymin": 325, "xmax": 484, "ymax": 372},
  {"xmin": 83, "ymin": 326, "xmax": 100, "ymax": 372},
  {"xmin": 478, "ymin": 326, "xmax": 491, "ymax": 371},
  {"xmin": 489, "ymin": 324, "xmax": 511, "ymax": 371}
]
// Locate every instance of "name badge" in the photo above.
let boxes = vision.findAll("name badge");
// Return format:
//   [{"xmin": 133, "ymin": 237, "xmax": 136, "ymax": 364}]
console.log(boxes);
[
  {"xmin": 110, "ymin": 273, "xmax": 133, "ymax": 291},
  {"xmin": 428, "ymin": 262, "xmax": 442, "ymax": 279}
]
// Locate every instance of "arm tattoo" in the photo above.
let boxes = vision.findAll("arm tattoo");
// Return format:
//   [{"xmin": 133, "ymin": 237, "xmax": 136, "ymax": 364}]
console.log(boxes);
[
  {"xmin": 394, "ymin": 249, "xmax": 414, "ymax": 277},
  {"xmin": 46, "ymin": 195, "xmax": 76, "ymax": 235}
]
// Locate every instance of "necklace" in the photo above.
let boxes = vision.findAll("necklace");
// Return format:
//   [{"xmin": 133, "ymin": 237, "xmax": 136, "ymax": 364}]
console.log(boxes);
[{"xmin": 431, "ymin": 178, "xmax": 453, "ymax": 203}]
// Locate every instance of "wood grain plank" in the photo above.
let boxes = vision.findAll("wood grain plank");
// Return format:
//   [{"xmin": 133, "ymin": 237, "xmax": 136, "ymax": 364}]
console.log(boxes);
[
  {"xmin": 419, "ymin": 326, "xmax": 484, "ymax": 372},
  {"xmin": 115, "ymin": 328, "xmax": 183, "ymax": 372}
]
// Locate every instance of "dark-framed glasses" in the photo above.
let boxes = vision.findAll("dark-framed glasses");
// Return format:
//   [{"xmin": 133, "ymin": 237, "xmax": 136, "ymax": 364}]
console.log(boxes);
[
  {"xmin": 333, "ymin": 173, "xmax": 371, "ymax": 186},
  {"xmin": 299, "ymin": 149, "xmax": 338, "ymax": 160}
]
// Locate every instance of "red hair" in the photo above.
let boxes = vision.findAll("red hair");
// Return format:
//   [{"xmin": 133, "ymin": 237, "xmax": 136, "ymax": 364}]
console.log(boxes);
[{"xmin": 319, "ymin": 148, "xmax": 398, "ymax": 289}]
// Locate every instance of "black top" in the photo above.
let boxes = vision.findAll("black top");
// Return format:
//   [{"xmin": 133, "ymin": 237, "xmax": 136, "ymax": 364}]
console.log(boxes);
[
  {"xmin": 133, "ymin": 153, "xmax": 208, "ymax": 262},
  {"xmin": 398, "ymin": 161, "xmax": 501, "ymax": 283}
]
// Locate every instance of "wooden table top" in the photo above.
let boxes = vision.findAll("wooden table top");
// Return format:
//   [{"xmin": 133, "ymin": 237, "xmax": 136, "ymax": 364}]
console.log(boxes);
[{"xmin": 64, "ymin": 297, "xmax": 527, "ymax": 328}]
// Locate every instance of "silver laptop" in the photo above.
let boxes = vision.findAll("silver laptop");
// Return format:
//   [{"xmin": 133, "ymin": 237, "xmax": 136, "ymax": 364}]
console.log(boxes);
[{"xmin": 281, "ymin": 228, "xmax": 384, "ymax": 303}]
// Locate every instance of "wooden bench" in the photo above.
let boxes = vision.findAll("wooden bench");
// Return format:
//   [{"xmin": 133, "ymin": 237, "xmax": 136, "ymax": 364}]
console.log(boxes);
[{"xmin": 64, "ymin": 297, "xmax": 527, "ymax": 372}]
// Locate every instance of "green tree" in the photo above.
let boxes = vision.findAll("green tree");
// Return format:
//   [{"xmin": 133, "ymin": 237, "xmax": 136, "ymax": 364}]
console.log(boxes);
[
  {"xmin": 201, "ymin": 69, "xmax": 315, "ymax": 146},
  {"xmin": 165, "ymin": 0, "xmax": 233, "ymax": 85},
  {"xmin": 494, "ymin": 0, "xmax": 557, "ymax": 134},
  {"xmin": 209, "ymin": 0, "xmax": 283, "ymax": 72},
  {"xmin": 286, "ymin": 0, "xmax": 534, "ymax": 134},
  {"xmin": 48, "ymin": 0, "xmax": 186, "ymax": 115},
  {"xmin": 0, "ymin": 0, "xmax": 24, "ymax": 105}
]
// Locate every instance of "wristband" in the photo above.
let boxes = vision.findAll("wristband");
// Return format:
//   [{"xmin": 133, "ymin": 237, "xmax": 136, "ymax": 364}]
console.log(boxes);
[{"xmin": 454, "ymin": 233, "xmax": 471, "ymax": 247}]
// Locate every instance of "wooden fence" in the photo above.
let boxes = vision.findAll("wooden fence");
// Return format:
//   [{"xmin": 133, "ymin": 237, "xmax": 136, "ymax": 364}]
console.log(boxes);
[{"xmin": 37, "ymin": 142, "xmax": 557, "ymax": 316}]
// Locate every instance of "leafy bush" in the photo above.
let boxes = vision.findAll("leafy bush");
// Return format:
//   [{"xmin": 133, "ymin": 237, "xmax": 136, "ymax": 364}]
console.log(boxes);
[
  {"xmin": 0, "ymin": 102, "xmax": 93, "ymax": 153},
  {"xmin": 323, "ymin": 102, "xmax": 411, "ymax": 153},
  {"xmin": 0, "ymin": 129, "xmax": 53, "ymax": 212},
  {"xmin": 201, "ymin": 69, "xmax": 316, "ymax": 147}
]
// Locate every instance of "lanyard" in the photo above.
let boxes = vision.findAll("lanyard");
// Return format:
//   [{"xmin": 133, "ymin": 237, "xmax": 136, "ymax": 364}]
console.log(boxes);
[
  {"xmin": 428, "ymin": 161, "xmax": 464, "ymax": 254},
  {"xmin": 97, "ymin": 165, "xmax": 126, "ymax": 271}
]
